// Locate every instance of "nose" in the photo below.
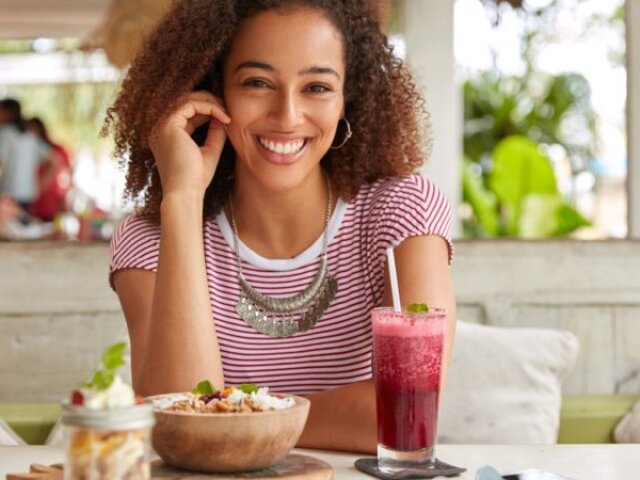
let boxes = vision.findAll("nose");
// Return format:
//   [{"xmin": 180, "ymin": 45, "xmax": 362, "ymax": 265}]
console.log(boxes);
[{"xmin": 269, "ymin": 89, "xmax": 304, "ymax": 129}]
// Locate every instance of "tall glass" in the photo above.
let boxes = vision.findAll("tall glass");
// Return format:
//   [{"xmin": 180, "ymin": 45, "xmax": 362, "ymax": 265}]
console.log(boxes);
[{"xmin": 371, "ymin": 307, "xmax": 446, "ymax": 472}]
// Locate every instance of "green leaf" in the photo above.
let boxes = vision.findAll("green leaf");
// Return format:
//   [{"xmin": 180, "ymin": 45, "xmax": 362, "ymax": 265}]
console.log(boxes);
[
  {"xmin": 489, "ymin": 135, "xmax": 558, "ymax": 236},
  {"xmin": 407, "ymin": 303, "xmax": 429, "ymax": 313},
  {"xmin": 554, "ymin": 203, "xmax": 591, "ymax": 236},
  {"xmin": 236, "ymin": 383, "xmax": 259, "ymax": 394},
  {"xmin": 193, "ymin": 380, "xmax": 215, "ymax": 395},
  {"xmin": 519, "ymin": 194, "xmax": 590, "ymax": 238},
  {"xmin": 83, "ymin": 370, "xmax": 115, "ymax": 390},
  {"xmin": 462, "ymin": 158, "xmax": 500, "ymax": 236},
  {"xmin": 80, "ymin": 342, "xmax": 128, "ymax": 391},
  {"xmin": 101, "ymin": 342, "xmax": 127, "ymax": 370}
]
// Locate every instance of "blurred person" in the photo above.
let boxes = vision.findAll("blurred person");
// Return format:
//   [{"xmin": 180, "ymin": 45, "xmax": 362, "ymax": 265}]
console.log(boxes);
[
  {"xmin": 25, "ymin": 117, "xmax": 72, "ymax": 221},
  {"xmin": 0, "ymin": 194, "xmax": 21, "ymax": 224},
  {"xmin": 0, "ymin": 99, "xmax": 52, "ymax": 211}
]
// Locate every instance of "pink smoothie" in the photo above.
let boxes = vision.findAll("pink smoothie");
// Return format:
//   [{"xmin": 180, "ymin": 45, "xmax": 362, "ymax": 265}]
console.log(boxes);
[{"xmin": 372, "ymin": 309, "xmax": 445, "ymax": 451}]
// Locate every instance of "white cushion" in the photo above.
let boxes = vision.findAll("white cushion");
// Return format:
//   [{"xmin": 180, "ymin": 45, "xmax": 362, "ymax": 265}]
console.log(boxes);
[
  {"xmin": 438, "ymin": 321, "xmax": 579, "ymax": 444},
  {"xmin": 614, "ymin": 400, "xmax": 640, "ymax": 443},
  {"xmin": 0, "ymin": 418, "xmax": 26, "ymax": 446}
]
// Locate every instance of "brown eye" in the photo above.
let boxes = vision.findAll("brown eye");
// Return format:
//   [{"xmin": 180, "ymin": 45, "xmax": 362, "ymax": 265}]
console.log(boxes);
[
  {"xmin": 306, "ymin": 84, "xmax": 331, "ymax": 94},
  {"xmin": 243, "ymin": 79, "xmax": 271, "ymax": 89}
]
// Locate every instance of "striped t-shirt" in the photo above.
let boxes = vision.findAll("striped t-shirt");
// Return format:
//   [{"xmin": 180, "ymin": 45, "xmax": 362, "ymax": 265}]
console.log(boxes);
[{"xmin": 109, "ymin": 175, "xmax": 453, "ymax": 395}]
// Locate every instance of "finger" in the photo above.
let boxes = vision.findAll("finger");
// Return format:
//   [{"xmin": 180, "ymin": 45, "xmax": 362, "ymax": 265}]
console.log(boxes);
[
  {"xmin": 184, "ymin": 113, "xmax": 215, "ymax": 135},
  {"xmin": 201, "ymin": 118, "xmax": 227, "ymax": 164},
  {"xmin": 173, "ymin": 100, "xmax": 231, "ymax": 129},
  {"xmin": 181, "ymin": 91, "xmax": 230, "ymax": 120}
]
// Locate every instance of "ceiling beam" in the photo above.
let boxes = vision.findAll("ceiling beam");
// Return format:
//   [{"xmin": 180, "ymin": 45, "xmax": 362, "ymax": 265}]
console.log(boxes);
[{"xmin": 0, "ymin": 0, "xmax": 110, "ymax": 39}]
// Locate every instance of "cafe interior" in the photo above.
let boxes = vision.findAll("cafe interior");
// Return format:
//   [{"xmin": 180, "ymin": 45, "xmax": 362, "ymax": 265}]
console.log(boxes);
[{"xmin": 0, "ymin": 0, "xmax": 639, "ymax": 478}]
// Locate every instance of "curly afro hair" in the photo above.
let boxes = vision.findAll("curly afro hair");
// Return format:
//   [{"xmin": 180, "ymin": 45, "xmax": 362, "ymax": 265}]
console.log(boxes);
[{"xmin": 103, "ymin": 0, "xmax": 430, "ymax": 222}]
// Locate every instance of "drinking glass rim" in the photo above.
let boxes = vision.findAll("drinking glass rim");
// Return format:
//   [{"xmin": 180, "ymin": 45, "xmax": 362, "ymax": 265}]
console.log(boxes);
[{"xmin": 372, "ymin": 306, "xmax": 447, "ymax": 317}]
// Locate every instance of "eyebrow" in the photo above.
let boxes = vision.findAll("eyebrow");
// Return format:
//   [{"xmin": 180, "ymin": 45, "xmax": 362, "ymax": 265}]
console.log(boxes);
[
  {"xmin": 235, "ymin": 61, "xmax": 274, "ymax": 72},
  {"xmin": 299, "ymin": 66, "xmax": 341, "ymax": 79},
  {"xmin": 235, "ymin": 61, "xmax": 341, "ymax": 79}
]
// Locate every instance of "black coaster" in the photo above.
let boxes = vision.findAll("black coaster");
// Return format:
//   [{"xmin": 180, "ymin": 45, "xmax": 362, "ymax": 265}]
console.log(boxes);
[{"xmin": 354, "ymin": 457, "xmax": 466, "ymax": 479}]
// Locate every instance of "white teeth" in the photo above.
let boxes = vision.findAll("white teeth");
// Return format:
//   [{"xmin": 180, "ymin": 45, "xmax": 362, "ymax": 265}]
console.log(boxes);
[{"xmin": 258, "ymin": 137, "xmax": 305, "ymax": 155}]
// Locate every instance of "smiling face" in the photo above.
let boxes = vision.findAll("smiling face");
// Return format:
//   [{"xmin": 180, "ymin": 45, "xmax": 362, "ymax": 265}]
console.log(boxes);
[{"xmin": 222, "ymin": 7, "xmax": 345, "ymax": 194}]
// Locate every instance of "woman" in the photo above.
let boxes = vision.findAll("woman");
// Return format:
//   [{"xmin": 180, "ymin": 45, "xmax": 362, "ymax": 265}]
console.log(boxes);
[
  {"xmin": 106, "ymin": 0, "xmax": 455, "ymax": 453},
  {"xmin": 0, "ymin": 99, "xmax": 51, "ymax": 211},
  {"xmin": 25, "ymin": 117, "xmax": 72, "ymax": 222}
]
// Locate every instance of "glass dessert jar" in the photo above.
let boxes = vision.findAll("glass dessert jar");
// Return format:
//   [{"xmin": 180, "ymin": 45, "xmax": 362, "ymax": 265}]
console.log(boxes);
[{"xmin": 62, "ymin": 402, "xmax": 155, "ymax": 480}]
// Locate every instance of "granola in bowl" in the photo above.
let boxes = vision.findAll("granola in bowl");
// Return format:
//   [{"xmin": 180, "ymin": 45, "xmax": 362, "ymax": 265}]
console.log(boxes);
[
  {"xmin": 149, "ymin": 381, "xmax": 310, "ymax": 472},
  {"xmin": 152, "ymin": 382, "xmax": 295, "ymax": 414}
]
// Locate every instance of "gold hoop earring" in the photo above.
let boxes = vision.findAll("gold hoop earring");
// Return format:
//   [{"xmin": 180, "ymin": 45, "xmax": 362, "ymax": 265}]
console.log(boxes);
[{"xmin": 330, "ymin": 118, "xmax": 352, "ymax": 150}]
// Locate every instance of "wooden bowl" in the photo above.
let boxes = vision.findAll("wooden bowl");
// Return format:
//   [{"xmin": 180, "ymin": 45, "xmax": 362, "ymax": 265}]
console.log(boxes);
[{"xmin": 147, "ymin": 393, "xmax": 310, "ymax": 473}]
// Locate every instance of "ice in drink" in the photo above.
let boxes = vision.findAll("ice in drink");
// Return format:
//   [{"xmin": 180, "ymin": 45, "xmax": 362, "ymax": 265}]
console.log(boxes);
[{"xmin": 371, "ymin": 307, "xmax": 445, "ymax": 470}]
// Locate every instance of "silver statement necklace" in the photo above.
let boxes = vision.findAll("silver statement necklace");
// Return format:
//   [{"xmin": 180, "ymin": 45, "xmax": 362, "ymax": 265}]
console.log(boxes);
[{"xmin": 229, "ymin": 178, "xmax": 338, "ymax": 337}]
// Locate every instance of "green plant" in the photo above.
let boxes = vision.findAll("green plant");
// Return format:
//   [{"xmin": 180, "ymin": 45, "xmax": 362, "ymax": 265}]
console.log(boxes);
[
  {"xmin": 458, "ymin": 0, "xmax": 623, "ymax": 238},
  {"xmin": 462, "ymin": 70, "xmax": 594, "ymax": 237},
  {"xmin": 464, "ymin": 135, "xmax": 589, "ymax": 237}
]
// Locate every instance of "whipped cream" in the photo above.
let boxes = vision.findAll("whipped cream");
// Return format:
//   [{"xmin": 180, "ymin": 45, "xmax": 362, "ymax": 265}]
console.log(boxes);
[{"xmin": 81, "ymin": 375, "xmax": 136, "ymax": 409}]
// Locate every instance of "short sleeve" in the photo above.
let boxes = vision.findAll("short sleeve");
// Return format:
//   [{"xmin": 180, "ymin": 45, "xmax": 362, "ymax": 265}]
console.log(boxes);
[
  {"xmin": 365, "ymin": 175, "xmax": 453, "ymax": 276},
  {"xmin": 109, "ymin": 215, "xmax": 161, "ymax": 290}
]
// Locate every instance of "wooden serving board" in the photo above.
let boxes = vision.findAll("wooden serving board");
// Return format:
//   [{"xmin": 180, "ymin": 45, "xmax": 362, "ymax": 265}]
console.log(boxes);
[
  {"xmin": 7, "ymin": 455, "xmax": 333, "ymax": 480},
  {"xmin": 151, "ymin": 454, "xmax": 333, "ymax": 479},
  {"xmin": 6, "ymin": 464, "xmax": 63, "ymax": 480}
]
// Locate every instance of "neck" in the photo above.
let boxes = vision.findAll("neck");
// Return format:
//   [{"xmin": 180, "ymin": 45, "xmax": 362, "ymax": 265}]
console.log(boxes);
[{"xmin": 229, "ymin": 168, "xmax": 333, "ymax": 259}]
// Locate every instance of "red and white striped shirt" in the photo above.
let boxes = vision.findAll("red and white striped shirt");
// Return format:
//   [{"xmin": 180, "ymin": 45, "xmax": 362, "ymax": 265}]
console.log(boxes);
[{"xmin": 109, "ymin": 175, "xmax": 453, "ymax": 395}]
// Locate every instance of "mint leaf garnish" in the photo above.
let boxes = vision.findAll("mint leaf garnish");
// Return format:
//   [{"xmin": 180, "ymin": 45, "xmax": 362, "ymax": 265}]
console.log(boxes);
[
  {"xmin": 236, "ymin": 383, "xmax": 259, "ymax": 394},
  {"xmin": 407, "ymin": 303, "xmax": 429, "ymax": 313},
  {"xmin": 102, "ymin": 342, "xmax": 127, "ymax": 370},
  {"xmin": 193, "ymin": 380, "xmax": 215, "ymax": 395},
  {"xmin": 80, "ymin": 342, "xmax": 127, "ymax": 391},
  {"xmin": 84, "ymin": 370, "xmax": 115, "ymax": 390}
]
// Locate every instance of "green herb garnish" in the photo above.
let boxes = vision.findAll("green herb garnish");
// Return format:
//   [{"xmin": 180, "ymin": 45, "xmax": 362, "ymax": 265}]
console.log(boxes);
[
  {"xmin": 102, "ymin": 342, "xmax": 127, "ymax": 370},
  {"xmin": 193, "ymin": 380, "xmax": 216, "ymax": 395},
  {"xmin": 236, "ymin": 383, "xmax": 259, "ymax": 394},
  {"xmin": 81, "ymin": 341, "xmax": 127, "ymax": 391},
  {"xmin": 407, "ymin": 303, "xmax": 429, "ymax": 313}
]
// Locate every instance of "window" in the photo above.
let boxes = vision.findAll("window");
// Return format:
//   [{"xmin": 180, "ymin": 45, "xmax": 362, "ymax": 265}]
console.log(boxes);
[{"xmin": 455, "ymin": 0, "xmax": 626, "ymax": 239}]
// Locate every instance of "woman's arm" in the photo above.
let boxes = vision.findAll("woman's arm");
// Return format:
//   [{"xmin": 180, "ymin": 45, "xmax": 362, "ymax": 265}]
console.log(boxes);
[
  {"xmin": 296, "ymin": 380, "xmax": 377, "ymax": 453},
  {"xmin": 383, "ymin": 235, "xmax": 457, "ymax": 381},
  {"xmin": 296, "ymin": 235, "xmax": 455, "ymax": 453},
  {"xmin": 113, "ymin": 92, "xmax": 230, "ymax": 396},
  {"xmin": 113, "ymin": 194, "xmax": 224, "ymax": 396}
]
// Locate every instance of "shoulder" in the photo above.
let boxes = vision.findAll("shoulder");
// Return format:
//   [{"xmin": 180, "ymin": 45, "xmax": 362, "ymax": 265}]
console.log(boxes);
[
  {"xmin": 115, "ymin": 213, "xmax": 160, "ymax": 234},
  {"xmin": 111, "ymin": 214, "xmax": 161, "ymax": 257},
  {"xmin": 354, "ymin": 175, "xmax": 453, "ymax": 263},
  {"xmin": 109, "ymin": 214, "xmax": 161, "ymax": 289},
  {"xmin": 354, "ymin": 174, "xmax": 450, "ymax": 217}
]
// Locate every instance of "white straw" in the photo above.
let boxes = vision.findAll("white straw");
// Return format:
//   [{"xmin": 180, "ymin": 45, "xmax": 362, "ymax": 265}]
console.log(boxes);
[{"xmin": 386, "ymin": 247, "xmax": 401, "ymax": 312}]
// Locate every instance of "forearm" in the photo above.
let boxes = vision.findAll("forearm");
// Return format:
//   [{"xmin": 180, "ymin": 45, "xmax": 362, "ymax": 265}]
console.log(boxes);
[
  {"xmin": 137, "ymin": 193, "xmax": 224, "ymax": 395},
  {"xmin": 296, "ymin": 380, "xmax": 377, "ymax": 454}
]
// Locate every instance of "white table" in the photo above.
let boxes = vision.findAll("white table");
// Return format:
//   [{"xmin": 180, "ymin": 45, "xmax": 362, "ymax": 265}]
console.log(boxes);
[{"xmin": 1, "ymin": 444, "xmax": 639, "ymax": 479}]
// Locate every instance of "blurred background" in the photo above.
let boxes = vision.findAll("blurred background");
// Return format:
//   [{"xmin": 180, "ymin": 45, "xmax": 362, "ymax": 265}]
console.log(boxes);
[
  {"xmin": 0, "ymin": 0, "xmax": 633, "ymax": 241},
  {"xmin": 1, "ymin": 0, "xmax": 640, "ymax": 445}
]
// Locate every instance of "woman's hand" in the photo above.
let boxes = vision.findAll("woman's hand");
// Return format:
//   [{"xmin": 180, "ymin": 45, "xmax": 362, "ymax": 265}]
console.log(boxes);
[{"xmin": 149, "ymin": 91, "xmax": 231, "ymax": 199}]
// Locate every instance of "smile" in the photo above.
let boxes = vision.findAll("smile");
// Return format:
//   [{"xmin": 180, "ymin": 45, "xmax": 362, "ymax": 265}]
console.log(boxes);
[{"xmin": 257, "ymin": 136, "xmax": 307, "ymax": 155}]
